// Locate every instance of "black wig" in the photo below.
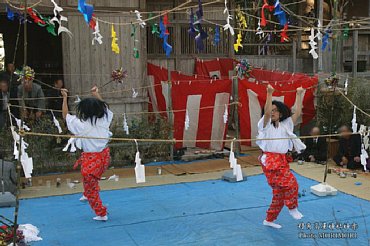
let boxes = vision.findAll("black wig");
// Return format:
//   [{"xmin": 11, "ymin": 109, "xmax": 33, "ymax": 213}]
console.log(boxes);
[
  {"xmin": 76, "ymin": 97, "xmax": 109, "ymax": 125},
  {"xmin": 261, "ymin": 100, "xmax": 292, "ymax": 123}
]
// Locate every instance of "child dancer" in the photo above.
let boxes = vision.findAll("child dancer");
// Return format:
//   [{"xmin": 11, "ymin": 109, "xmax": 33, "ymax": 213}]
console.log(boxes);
[
  {"xmin": 61, "ymin": 86, "xmax": 113, "ymax": 221},
  {"xmin": 256, "ymin": 84, "xmax": 306, "ymax": 229}
]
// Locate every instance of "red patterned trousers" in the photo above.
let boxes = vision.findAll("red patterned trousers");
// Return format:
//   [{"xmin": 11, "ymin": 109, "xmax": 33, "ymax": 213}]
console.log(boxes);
[
  {"xmin": 74, "ymin": 147, "xmax": 110, "ymax": 216},
  {"xmin": 260, "ymin": 152, "xmax": 298, "ymax": 222}
]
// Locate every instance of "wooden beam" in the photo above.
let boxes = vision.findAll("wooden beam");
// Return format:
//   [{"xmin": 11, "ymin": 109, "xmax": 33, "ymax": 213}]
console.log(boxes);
[{"xmin": 352, "ymin": 29, "xmax": 359, "ymax": 78}]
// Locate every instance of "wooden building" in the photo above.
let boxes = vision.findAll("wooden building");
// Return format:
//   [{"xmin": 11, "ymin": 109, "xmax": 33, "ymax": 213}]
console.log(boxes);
[{"xmin": 0, "ymin": 0, "xmax": 368, "ymax": 115}]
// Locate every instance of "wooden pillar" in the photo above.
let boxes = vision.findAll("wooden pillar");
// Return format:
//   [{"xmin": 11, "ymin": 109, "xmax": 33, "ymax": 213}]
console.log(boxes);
[
  {"xmin": 317, "ymin": 0, "xmax": 324, "ymax": 73},
  {"xmin": 167, "ymin": 63, "xmax": 174, "ymax": 161},
  {"xmin": 232, "ymin": 76, "xmax": 240, "ymax": 156},
  {"xmin": 352, "ymin": 29, "xmax": 359, "ymax": 78}
]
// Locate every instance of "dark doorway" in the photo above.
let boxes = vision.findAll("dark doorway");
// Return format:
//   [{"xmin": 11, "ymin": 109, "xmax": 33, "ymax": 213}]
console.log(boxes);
[{"xmin": 0, "ymin": 14, "xmax": 63, "ymax": 86}]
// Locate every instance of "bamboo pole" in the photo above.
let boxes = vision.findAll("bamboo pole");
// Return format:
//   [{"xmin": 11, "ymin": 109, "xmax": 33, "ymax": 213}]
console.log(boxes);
[
  {"xmin": 13, "ymin": 0, "xmax": 27, "ymax": 244},
  {"xmin": 232, "ymin": 76, "xmax": 240, "ymax": 156},
  {"xmin": 167, "ymin": 62, "xmax": 174, "ymax": 161}
]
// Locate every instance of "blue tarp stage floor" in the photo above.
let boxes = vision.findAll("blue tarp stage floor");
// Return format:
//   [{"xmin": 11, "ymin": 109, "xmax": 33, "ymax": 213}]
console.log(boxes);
[{"xmin": 1, "ymin": 173, "xmax": 369, "ymax": 246}]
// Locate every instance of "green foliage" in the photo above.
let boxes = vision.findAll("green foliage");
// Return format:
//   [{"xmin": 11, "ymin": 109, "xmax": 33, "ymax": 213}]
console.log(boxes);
[
  {"xmin": 316, "ymin": 78, "xmax": 370, "ymax": 134},
  {"xmin": 0, "ymin": 115, "xmax": 172, "ymax": 174}
]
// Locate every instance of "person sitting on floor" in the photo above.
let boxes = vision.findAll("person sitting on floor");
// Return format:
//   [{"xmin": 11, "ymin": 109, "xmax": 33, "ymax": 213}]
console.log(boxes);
[
  {"xmin": 301, "ymin": 127, "xmax": 327, "ymax": 164},
  {"xmin": 333, "ymin": 125, "xmax": 362, "ymax": 170}
]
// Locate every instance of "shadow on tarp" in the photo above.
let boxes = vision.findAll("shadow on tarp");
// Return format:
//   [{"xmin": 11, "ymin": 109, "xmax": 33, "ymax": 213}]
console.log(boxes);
[{"xmin": 0, "ymin": 173, "xmax": 369, "ymax": 246}]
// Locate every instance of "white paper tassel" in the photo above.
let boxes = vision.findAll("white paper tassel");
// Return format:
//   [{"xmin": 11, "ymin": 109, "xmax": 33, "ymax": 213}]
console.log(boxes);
[
  {"xmin": 134, "ymin": 10, "xmax": 146, "ymax": 28},
  {"xmin": 51, "ymin": 111, "xmax": 62, "ymax": 133},
  {"xmin": 223, "ymin": 104, "xmax": 228, "ymax": 124},
  {"xmin": 12, "ymin": 114, "xmax": 30, "ymax": 131},
  {"xmin": 309, "ymin": 28, "xmax": 318, "ymax": 59},
  {"xmin": 352, "ymin": 106, "xmax": 358, "ymax": 133},
  {"xmin": 256, "ymin": 19, "xmax": 264, "ymax": 38},
  {"xmin": 132, "ymin": 88, "xmax": 138, "ymax": 98},
  {"xmin": 185, "ymin": 110, "xmax": 190, "ymax": 130},
  {"xmin": 223, "ymin": 0, "xmax": 234, "ymax": 36},
  {"xmin": 235, "ymin": 164, "xmax": 243, "ymax": 181},
  {"xmin": 92, "ymin": 20, "xmax": 103, "ymax": 45},
  {"xmin": 360, "ymin": 144, "xmax": 368, "ymax": 171},
  {"xmin": 63, "ymin": 138, "xmax": 77, "ymax": 152},
  {"xmin": 229, "ymin": 139, "xmax": 237, "ymax": 169},
  {"xmin": 344, "ymin": 75, "xmax": 349, "ymax": 95},
  {"xmin": 50, "ymin": 0, "xmax": 73, "ymax": 38},
  {"xmin": 315, "ymin": 20, "xmax": 322, "ymax": 40},
  {"xmin": 123, "ymin": 113, "xmax": 129, "ymax": 135},
  {"xmin": 134, "ymin": 140, "xmax": 146, "ymax": 183}
]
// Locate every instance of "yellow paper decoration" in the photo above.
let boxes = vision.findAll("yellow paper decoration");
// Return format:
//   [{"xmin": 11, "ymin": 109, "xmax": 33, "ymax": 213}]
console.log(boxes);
[
  {"xmin": 234, "ymin": 32, "xmax": 243, "ymax": 52},
  {"xmin": 111, "ymin": 25, "xmax": 120, "ymax": 54},
  {"xmin": 236, "ymin": 5, "xmax": 247, "ymax": 29}
]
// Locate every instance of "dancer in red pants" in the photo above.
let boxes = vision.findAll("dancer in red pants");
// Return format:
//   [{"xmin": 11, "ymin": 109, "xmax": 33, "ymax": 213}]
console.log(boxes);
[
  {"xmin": 256, "ymin": 84, "xmax": 306, "ymax": 229},
  {"xmin": 61, "ymin": 86, "xmax": 113, "ymax": 221}
]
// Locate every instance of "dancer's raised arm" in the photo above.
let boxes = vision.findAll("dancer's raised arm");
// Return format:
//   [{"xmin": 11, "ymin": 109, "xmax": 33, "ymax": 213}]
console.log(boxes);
[
  {"xmin": 291, "ymin": 87, "xmax": 305, "ymax": 125},
  {"xmin": 263, "ymin": 84, "xmax": 274, "ymax": 127},
  {"xmin": 61, "ymin": 88, "xmax": 68, "ymax": 120}
]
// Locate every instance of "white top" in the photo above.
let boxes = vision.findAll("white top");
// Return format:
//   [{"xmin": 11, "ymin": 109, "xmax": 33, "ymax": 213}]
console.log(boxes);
[
  {"xmin": 256, "ymin": 116, "xmax": 294, "ymax": 154},
  {"xmin": 66, "ymin": 109, "xmax": 113, "ymax": 152}
]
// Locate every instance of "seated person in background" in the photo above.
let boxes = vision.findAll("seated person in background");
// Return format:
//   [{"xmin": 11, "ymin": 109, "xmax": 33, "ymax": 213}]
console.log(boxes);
[
  {"xmin": 0, "ymin": 76, "xmax": 10, "ymax": 129},
  {"xmin": 47, "ymin": 78, "xmax": 64, "ymax": 118},
  {"xmin": 0, "ymin": 153, "xmax": 17, "ymax": 195},
  {"xmin": 333, "ymin": 125, "xmax": 362, "ymax": 170},
  {"xmin": 17, "ymin": 75, "xmax": 45, "ymax": 120},
  {"xmin": 301, "ymin": 127, "xmax": 327, "ymax": 164}
]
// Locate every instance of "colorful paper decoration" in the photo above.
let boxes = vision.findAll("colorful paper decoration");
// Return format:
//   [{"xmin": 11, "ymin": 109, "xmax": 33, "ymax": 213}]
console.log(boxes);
[
  {"xmin": 6, "ymin": 5, "xmax": 14, "ymax": 20},
  {"xmin": 308, "ymin": 28, "xmax": 318, "ymax": 59},
  {"xmin": 213, "ymin": 26, "xmax": 220, "ymax": 46},
  {"xmin": 343, "ymin": 24, "xmax": 350, "ymax": 39},
  {"xmin": 274, "ymin": 0, "xmax": 287, "ymax": 27},
  {"xmin": 149, "ymin": 13, "xmax": 160, "ymax": 36},
  {"xmin": 111, "ymin": 25, "xmax": 120, "ymax": 54},
  {"xmin": 92, "ymin": 20, "xmax": 103, "ymax": 45},
  {"xmin": 191, "ymin": 0, "xmax": 208, "ymax": 51},
  {"xmin": 50, "ymin": 0, "xmax": 73, "ymax": 38},
  {"xmin": 223, "ymin": 0, "xmax": 234, "ymax": 36},
  {"xmin": 134, "ymin": 10, "xmax": 146, "ymax": 28},
  {"xmin": 235, "ymin": 59, "xmax": 252, "ymax": 78},
  {"xmin": 111, "ymin": 68, "xmax": 128, "ymax": 84},
  {"xmin": 261, "ymin": 0, "xmax": 275, "ymax": 27},
  {"xmin": 324, "ymin": 73, "xmax": 339, "ymax": 88},
  {"xmin": 188, "ymin": 8, "xmax": 197, "ymax": 37},
  {"xmin": 159, "ymin": 16, "xmax": 172, "ymax": 57},
  {"xmin": 236, "ymin": 5, "xmax": 247, "ymax": 29},
  {"xmin": 322, "ymin": 20, "xmax": 333, "ymax": 51},
  {"xmin": 16, "ymin": 66, "xmax": 35, "ymax": 82},
  {"xmin": 78, "ymin": 0, "xmax": 94, "ymax": 26},
  {"xmin": 280, "ymin": 23, "xmax": 289, "ymax": 42},
  {"xmin": 6, "ymin": 5, "xmax": 28, "ymax": 23},
  {"xmin": 256, "ymin": 19, "xmax": 264, "ymax": 39},
  {"xmin": 234, "ymin": 32, "xmax": 243, "ymax": 52},
  {"xmin": 131, "ymin": 24, "xmax": 139, "ymax": 58}
]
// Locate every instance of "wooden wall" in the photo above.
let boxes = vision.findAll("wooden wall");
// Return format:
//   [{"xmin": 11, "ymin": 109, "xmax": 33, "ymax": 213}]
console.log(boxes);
[{"xmin": 62, "ymin": 12, "xmax": 148, "ymax": 118}]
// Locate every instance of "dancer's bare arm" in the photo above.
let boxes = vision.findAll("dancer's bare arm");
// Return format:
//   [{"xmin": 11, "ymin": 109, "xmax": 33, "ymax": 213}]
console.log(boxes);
[
  {"xmin": 263, "ymin": 85, "xmax": 274, "ymax": 127},
  {"xmin": 61, "ymin": 89, "xmax": 68, "ymax": 120},
  {"xmin": 291, "ymin": 87, "xmax": 305, "ymax": 125}
]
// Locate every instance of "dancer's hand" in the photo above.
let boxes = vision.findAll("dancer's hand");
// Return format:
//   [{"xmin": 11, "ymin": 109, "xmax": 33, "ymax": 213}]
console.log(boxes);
[
  {"xmin": 61, "ymin": 89, "xmax": 68, "ymax": 98},
  {"xmin": 91, "ymin": 86, "xmax": 103, "ymax": 101},
  {"xmin": 267, "ymin": 84, "xmax": 274, "ymax": 94},
  {"xmin": 296, "ymin": 87, "xmax": 304, "ymax": 95}
]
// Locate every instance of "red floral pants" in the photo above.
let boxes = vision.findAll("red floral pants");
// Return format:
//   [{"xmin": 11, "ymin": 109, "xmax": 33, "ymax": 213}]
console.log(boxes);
[
  {"xmin": 74, "ymin": 147, "xmax": 110, "ymax": 216},
  {"xmin": 260, "ymin": 152, "xmax": 298, "ymax": 222}
]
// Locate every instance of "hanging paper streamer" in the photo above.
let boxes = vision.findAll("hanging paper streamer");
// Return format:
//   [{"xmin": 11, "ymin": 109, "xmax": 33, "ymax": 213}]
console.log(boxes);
[
  {"xmin": 50, "ymin": 0, "xmax": 73, "ymax": 38},
  {"xmin": 274, "ymin": 0, "xmax": 287, "ymax": 27},
  {"xmin": 315, "ymin": 20, "xmax": 322, "ymax": 40},
  {"xmin": 123, "ymin": 113, "xmax": 129, "ymax": 135},
  {"xmin": 193, "ymin": 0, "xmax": 208, "ymax": 51},
  {"xmin": 111, "ymin": 68, "xmax": 128, "ymax": 84},
  {"xmin": 78, "ymin": 0, "xmax": 95, "ymax": 26},
  {"xmin": 229, "ymin": 139, "xmax": 243, "ymax": 181},
  {"xmin": 6, "ymin": 5, "xmax": 28, "ymax": 23},
  {"xmin": 223, "ymin": 104, "xmax": 228, "ymax": 124},
  {"xmin": 229, "ymin": 139, "xmax": 237, "ymax": 168},
  {"xmin": 11, "ymin": 124, "xmax": 33, "ymax": 179},
  {"xmin": 256, "ymin": 19, "xmax": 264, "ymax": 39},
  {"xmin": 63, "ymin": 138, "xmax": 77, "ymax": 153},
  {"xmin": 51, "ymin": 111, "xmax": 62, "ymax": 133},
  {"xmin": 132, "ymin": 88, "xmax": 138, "ymax": 98},
  {"xmin": 111, "ymin": 25, "xmax": 120, "ymax": 54},
  {"xmin": 236, "ymin": 5, "xmax": 247, "ymax": 29},
  {"xmin": 188, "ymin": 8, "xmax": 197, "ymax": 38},
  {"xmin": 131, "ymin": 24, "xmax": 139, "ymax": 58},
  {"xmin": 234, "ymin": 32, "xmax": 243, "ymax": 52},
  {"xmin": 148, "ymin": 13, "xmax": 160, "ymax": 36},
  {"xmin": 352, "ymin": 106, "xmax": 358, "ymax": 133},
  {"xmin": 134, "ymin": 10, "xmax": 146, "ymax": 28},
  {"xmin": 6, "ymin": 5, "xmax": 15, "ymax": 20},
  {"xmin": 11, "ymin": 114, "xmax": 30, "ymax": 131},
  {"xmin": 185, "ymin": 110, "xmax": 190, "ymax": 130},
  {"xmin": 261, "ymin": 0, "xmax": 275, "ymax": 27},
  {"xmin": 280, "ymin": 24, "xmax": 289, "ymax": 43},
  {"xmin": 308, "ymin": 28, "xmax": 318, "ymax": 59},
  {"xmin": 25, "ymin": 8, "xmax": 57, "ymax": 36},
  {"xmin": 92, "ymin": 20, "xmax": 103, "ymax": 45},
  {"xmin": 134, "ymin": 140, "xmax": 146, "ymax": 183},
  {"xmin": 360, "ymin": 125, "xmax": 370, "ymax": 150},
  {"xmin": 343, "ymin": 24, "xmax": 350, "ymax": 39},
  {"xmin": 235, "ymin": 59, "xmax": 252, "ymax": 78},
  {"xmin": 223, "ymin": 0, "xmax": 234, "ymax": 36},
  {"xmin": 322, "ymin": 20, "xmax": 333, "ymax": 51},
  {"xmin": 213, "ymin": 26, "xmax": 220, "ymax": 46},
  {"xmin": 360, "ymin": 144, "xmax": 368, "ymax": 171},
  {"xmin": 159, "ymin": 16, "xmax": 172, "ymax": 57},
  {"xmin": 344, "ymin": 75, "xmax": 349, "ymax": 95}
]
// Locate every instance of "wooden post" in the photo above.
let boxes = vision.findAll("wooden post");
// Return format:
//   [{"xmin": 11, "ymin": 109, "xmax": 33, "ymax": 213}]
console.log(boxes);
[
  {"xmin": 167, "ymin": 61, "xmax": 174, "ymax": 161},
  {"xmin": 331, "ymin": 0, "xmax": 338, "ymax": 73},
  {"xmin": 292, "ymin": 40, "xmax": 297, "ymax": 73},
  {"xmin": 232, "ymin": 76, "xmax": 240, "ymax": 156},
  {"xmin": 352, "ymin": 29, "xmax": 359, "ymax": 78}
]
